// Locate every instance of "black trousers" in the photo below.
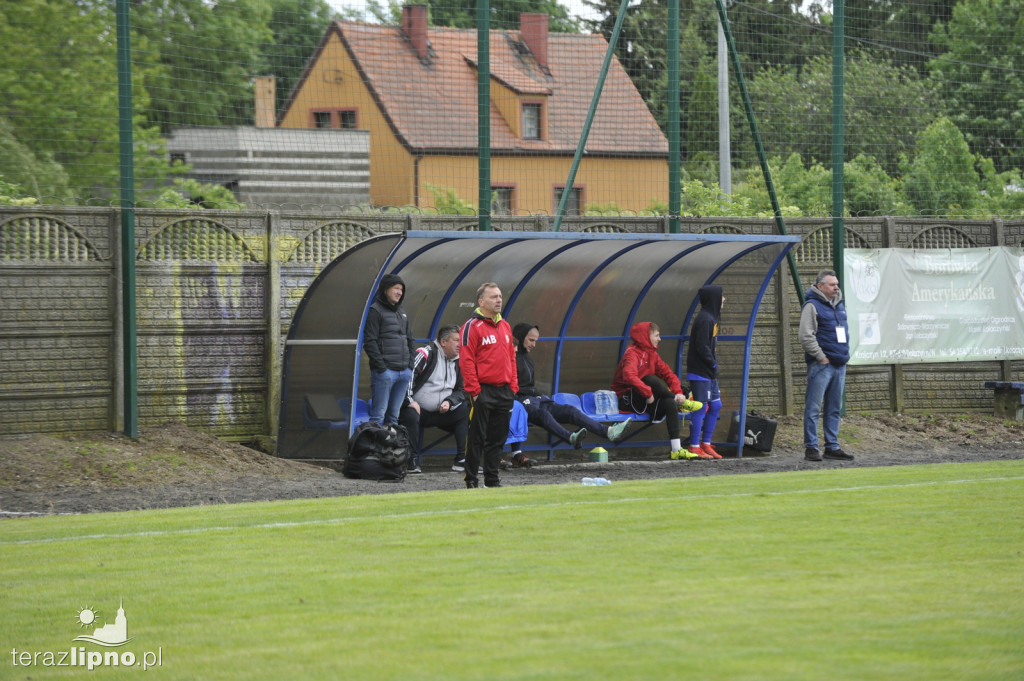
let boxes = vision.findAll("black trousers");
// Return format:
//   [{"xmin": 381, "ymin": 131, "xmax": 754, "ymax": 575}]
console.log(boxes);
[
  {"xmin": 517, "ymin": 399, "xmax": 609, "ymax": 444},
  {"xmin": 618, "ymin": 375, "xmax": 680, "ymax": 440},
  {"xmin": 465, "ymin": 383, "xmax": 514, "ymax": 485},
  {"xmin": 398, "ymin": 402, "xmax": 469, "ymax": 466}
]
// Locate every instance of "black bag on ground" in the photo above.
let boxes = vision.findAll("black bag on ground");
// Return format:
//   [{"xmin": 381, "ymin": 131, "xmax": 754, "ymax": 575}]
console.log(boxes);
[
  {"xmin": 343, "ymin": 422, "xmax": 411, "ymax": 481},
  {"xmin": 727, "ymin": 411, "xmax": 777, "ymax": 453}
]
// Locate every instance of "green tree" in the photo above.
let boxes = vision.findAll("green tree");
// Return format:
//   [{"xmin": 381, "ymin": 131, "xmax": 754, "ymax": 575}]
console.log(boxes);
[
  {"xmin": 152, "ymin": 178, "xmax": 245, "ymax": 209},
  {"xmin": 928, "ymin": 0, "xmax": 1024, "ymax": 172},
  {"xmin": 131, "ymin": 0, "xmax": 273, "ymax": 133},
  {"xmin": 582, "ymin": 0, "xmax": 666, "ymax": 108},
  {"xmin": 975, "ymin": 157, "xmax": 1024, "ymax": 217},
  {"xmin": 0, "ymin": 0, "xmax": 177, "ymax": 201},
  {"xmin": 260, "ymin": 0, "xmax": 336, "ymax": 114},
  {"xmin": 0, "ymin": 117, "xmax": 70, "ymax": 202},
  {"xmin": 721, "ymin": 0, "xmax": 829, "ymax": 76},
  {"xmin": 901, "ymin": 116, "xmax": 980, "ymax": 216},
  {"xmin": 843, "ymin": 153, "xmax": 907, "ymax": 217},
  {"xmin": 684, "ymin": 62, "xmax": 718, "ymax": 160},
  {"xmin": 842, "ymin": 0, "xmax": 956, "ymax": 74},
  {"xmin": 739, "ymin": 50, "xmax": 937, "ymax": 175},
  {"xmin": 579, "ymin": 0, "xmax": 830, "ymax": 161},
  {"xmin": 716, "ymin": 152, "xmax": 906, "ymax": 218}
]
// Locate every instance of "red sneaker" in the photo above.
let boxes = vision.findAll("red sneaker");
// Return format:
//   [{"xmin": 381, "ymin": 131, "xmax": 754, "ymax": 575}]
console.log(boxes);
[
  {"xmin": 689, "ymin": 445, "xmax": 712, "ymax": 459},
  {"xmin": 700, "ymin": 442, "xmax": 722, "ymax": 459}
]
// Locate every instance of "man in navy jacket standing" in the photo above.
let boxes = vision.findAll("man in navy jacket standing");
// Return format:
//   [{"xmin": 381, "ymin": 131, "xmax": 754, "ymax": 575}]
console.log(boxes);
[{"xmin": 800, "ymin": 269, "xmax": 855, "ymax": 462}]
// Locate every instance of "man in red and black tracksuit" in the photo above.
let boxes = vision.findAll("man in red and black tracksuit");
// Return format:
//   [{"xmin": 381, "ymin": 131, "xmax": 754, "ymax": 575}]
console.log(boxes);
[{"xmin": 459, "ymin": 282, "xmax": 518, "ymax": 488}]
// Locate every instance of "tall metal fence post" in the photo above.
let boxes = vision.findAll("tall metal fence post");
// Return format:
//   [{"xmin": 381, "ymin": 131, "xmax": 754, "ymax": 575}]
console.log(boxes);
[
  {"xmin": 832, "ymin": 0, "xmax": 846, "ymax": 416},
  {"xmin": 667, "ymin": 0, "xmax": 680, "ymax": 234},
  {"xmin": 477, "ymin": 0, "xmax": 491, "ymax": 231},
  {"xmin": 116, "ymin": 0, "xmax": 138, "ymax": 437},
  {"xmin": 832, "ymin": 0, "xmax": 846, "ymax": 286}
]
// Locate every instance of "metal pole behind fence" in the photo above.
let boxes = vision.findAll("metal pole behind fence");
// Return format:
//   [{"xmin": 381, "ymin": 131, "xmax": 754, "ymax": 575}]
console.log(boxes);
[
  {"xmin": 477, "ymin": 0, "xmax": 491, "ymax": 231},
  {"xmin": 116, "ymin": 0, "xmax": 138, "ymax": 437}
]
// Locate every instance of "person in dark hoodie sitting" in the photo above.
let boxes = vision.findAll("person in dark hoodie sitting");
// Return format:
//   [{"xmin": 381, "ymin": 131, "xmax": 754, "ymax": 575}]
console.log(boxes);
[
  {"xmin": 363, "ymin": 272, "xmax": 415, "ymax": 426},
  {"xmin": 685, "ymin": 285, "xmax": 726, "ymax": 459},
  {"xmin": 507, "ymin": 323, "xmax": 632, "ymax": 463}
]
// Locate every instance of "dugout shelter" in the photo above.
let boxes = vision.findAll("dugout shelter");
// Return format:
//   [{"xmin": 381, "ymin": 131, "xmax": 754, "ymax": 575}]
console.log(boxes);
[{"xmin": 277, "ymin": 230, "xmax": 800, "ymax": 459}]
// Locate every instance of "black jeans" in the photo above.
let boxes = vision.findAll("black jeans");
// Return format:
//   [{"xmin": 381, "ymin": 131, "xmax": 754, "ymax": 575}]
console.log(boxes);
[
  {"xmin": 618, "ymin": 375, "xmax": 680, "ymax": 440},
  {"xmin": 465, "ymin": 383, "xmax": 514, "ymax": 485},
  {"xmin": 520, "ymin": 398, "xmax": 609, "ymax": 443},
  {"xmin": 398, "ymin": 402, "xmax": 469, "ymax": 466}
]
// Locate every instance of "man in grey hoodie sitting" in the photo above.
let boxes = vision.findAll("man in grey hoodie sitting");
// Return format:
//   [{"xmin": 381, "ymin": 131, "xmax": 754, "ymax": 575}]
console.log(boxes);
[{"xmin": 398, "ymin": 325, "xmax": 470, "ymax": 474}]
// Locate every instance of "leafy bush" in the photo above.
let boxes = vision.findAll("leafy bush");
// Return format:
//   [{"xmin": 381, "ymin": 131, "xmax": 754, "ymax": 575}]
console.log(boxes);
[{"xmin": 152, "ymin": 179, "xmax": 244, "ymax": 209}]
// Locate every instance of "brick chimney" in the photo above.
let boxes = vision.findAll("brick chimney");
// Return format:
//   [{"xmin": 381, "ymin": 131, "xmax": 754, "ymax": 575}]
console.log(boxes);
[
  {"xmin": 254, "ymin": 76, "xmax": 276, "ymax": 128},
  {"xmin": 520, "ymin": 13, "xmax": 548, "ymax": 70},
  {"xmin": 402, "ymin": 4, "xmax": 429, "ymax": 61}
]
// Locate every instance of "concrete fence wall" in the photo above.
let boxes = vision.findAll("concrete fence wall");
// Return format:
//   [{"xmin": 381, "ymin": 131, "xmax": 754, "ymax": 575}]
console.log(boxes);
[{"xmin": 1, "ymin": 207, "xmax": 1021, "ymax": 444}]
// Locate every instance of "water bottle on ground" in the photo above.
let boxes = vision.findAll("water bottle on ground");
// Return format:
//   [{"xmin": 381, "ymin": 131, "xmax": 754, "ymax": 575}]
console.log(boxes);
[{"xmin": 581, "ymin": 477, "xmax": 611, "ymax": 486}]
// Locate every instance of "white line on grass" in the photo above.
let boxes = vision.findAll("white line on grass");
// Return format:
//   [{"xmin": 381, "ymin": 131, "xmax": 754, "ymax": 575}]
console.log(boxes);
[{"xmin": 4, "ymin": 474, "xmax": 1023, "ymax": 546}]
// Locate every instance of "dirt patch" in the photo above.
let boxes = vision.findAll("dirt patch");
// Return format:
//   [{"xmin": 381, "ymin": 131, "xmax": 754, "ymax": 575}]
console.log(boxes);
[{"xmin": 2, "ymin": 414, "xmax": 1022, "ymax": 517}]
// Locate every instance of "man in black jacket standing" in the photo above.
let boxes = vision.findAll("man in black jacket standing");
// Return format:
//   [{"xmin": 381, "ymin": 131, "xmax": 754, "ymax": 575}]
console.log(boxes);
[
  {"xmin": 398, "ymin": 325, "xmax": 470, "ymax": 474},
  {"xmin": 363, "ymin": 272, "xmax": 415, "ymax": 426}
]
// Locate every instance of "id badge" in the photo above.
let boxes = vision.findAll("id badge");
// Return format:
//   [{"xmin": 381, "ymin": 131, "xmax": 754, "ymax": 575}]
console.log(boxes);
[{"xmin": 836, "ymin": 327, "xmax": 847, "ymax": 344}]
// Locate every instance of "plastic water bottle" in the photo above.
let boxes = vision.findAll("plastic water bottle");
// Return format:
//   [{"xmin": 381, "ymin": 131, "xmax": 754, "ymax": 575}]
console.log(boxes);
[
  {"xmin": 582, "ymin": 477, "xmax": 611, "ymax": 486},
  {"xmin": 593, "ymin": 390, "xmax": 616, "ymax": 415}
]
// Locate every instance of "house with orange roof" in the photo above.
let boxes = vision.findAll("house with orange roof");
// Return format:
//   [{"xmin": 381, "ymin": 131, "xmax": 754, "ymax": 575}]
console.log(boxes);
[{"xmin": 275, "ymin": 5, "xmax": 668, "ymax": 214}]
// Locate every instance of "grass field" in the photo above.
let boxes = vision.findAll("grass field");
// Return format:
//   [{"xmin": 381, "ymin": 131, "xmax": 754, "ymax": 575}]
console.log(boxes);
[{"xmin": 2, "ymin": 461, "xmax": 1023, "ymax": 680}]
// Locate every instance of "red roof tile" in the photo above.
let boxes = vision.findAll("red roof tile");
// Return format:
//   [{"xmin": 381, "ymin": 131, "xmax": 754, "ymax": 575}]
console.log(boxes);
[{"xmin": 335, "ymin": 21, "xmax": 667, "ymax": 156}]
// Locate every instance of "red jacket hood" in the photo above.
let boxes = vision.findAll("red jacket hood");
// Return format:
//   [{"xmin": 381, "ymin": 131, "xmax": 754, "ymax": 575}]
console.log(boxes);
[{"xmin": 629, "ymin": 322, "xmax": 656, "ymax": 350}]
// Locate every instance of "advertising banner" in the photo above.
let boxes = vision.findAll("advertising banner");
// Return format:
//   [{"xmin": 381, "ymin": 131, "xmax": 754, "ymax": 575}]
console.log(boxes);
[{"xmin": 844, "ymin": 247, "xmax": 1024, "ymax": 364}]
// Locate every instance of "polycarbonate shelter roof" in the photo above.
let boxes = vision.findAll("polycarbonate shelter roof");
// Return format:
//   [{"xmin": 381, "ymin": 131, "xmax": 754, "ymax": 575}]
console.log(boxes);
[{"xmin": 278, "ymin": 230, "xmax": 800, "ymax": 459}]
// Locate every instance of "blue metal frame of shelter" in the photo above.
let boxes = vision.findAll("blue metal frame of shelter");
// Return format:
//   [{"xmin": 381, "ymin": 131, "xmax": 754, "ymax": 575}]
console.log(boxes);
[{"xmin": 278, "ymin": 230, "xmax": 800, "ymax": 460}]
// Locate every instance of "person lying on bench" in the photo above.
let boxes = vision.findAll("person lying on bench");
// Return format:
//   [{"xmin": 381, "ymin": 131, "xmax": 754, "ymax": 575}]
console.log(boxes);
[
  {"xmin": 507, "ymin": 323, "xmax": 632, "ymax": 464},
  {"xmin": 611, "ymin": 321, "xmax": 703, "ymax": 461}
]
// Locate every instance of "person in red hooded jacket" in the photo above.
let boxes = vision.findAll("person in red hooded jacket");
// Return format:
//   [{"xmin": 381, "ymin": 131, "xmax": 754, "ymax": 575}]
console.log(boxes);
[{"xmin": 611, "ymin": 322, "xmax": 701, "ymax": 461}]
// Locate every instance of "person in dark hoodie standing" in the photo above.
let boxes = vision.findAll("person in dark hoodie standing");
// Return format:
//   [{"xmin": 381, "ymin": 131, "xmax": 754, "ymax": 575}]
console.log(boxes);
[
  {"xmin": 363, "ymin": 272, "xmax": 415, "ymax": 426},
  {"xmin": 508, "ymin": 322, "xmax": 632, "ymax": 460},
  {"xmin": 611, "ymin": 321, "xmax": 703, "ymax": 461},
  {"xmin": 800, "ymin": 269, "xmax": 854, "ymax": 462},
  {"xmin": 459, "ymin": 283, "xmax": 518, "ymax": 488},
  {"xmin": 685, "ymin": 286, "xmax": 726, "ymax": 459}
]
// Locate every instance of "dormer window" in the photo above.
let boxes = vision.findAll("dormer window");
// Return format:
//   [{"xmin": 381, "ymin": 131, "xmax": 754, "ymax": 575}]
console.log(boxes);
[{"xmin": 522, "ymin": 102, "xmax": 542, "ymax": 140}]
